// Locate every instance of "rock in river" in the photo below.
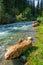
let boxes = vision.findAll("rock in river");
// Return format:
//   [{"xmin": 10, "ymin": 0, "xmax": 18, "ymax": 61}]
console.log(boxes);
[
  {"xmin": 32, "ymin": 22, "xmax": 39, "ymax": 27},
  {"xmin": 4, "ymin": 37, "xmax": 32, "ymax": 60}
]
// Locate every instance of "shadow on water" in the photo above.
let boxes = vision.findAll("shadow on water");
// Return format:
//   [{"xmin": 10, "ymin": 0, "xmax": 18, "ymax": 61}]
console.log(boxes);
[
  {"xmin": 11, "ymin": 46, "xmax": 38, "ymax": 65},
  {"xmin": 11, "ymin": 58, "xmax": 25, "ymax": 65}
]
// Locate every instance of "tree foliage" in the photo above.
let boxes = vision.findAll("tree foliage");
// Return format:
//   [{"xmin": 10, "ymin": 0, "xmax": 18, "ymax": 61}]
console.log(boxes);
[{"xmin": 0, "ymin": 0, "xmax": 43, "ymax": 24}]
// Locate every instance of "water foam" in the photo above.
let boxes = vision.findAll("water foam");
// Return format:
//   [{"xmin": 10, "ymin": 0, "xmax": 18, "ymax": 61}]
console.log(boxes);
[
  {"xmin": 11, "ymin": 25, "xmax": 31, "ymax": 30},
  {"xmin": 0, "ymin": 32, "xmax": 7, "ymax": 35}
]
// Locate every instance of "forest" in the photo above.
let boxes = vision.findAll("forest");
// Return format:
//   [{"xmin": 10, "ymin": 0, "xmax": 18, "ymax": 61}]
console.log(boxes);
[{"xmin": 0, "ymin": 0, "xmax": 43, "ymax": 24}]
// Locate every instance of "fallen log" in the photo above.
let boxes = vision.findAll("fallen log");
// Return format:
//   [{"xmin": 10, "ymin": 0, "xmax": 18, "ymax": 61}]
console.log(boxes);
[{"xmin": 4, "ymin": 37, "xmax": 32, "ymax": 60}]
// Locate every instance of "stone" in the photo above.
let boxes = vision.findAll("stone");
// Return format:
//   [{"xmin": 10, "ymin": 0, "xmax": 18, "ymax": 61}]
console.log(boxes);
[
  {"xmin": 27, "ymin": 37, "xmax": 33, "ymax": 40},
  {"xmin": 4, "ymin": 37, "xmax": 32, "ymax": 60},
  {"xmin": 32, "ymin": 22, "xmax": 39, "ymax": 27},
  {"xmin": 19, "ymin": 55, "xmax": 26, "ymax": 62}
]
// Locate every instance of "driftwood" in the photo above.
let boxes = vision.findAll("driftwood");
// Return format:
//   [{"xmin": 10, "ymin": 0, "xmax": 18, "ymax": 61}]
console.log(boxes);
[{"xmin": 4, "ymin": 37, "xmax": 32, "ymax": 60}]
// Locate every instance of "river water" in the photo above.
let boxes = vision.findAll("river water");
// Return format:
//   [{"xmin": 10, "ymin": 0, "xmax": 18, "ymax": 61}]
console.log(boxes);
[{"xmin": 0, "ymin": 21, "xmax": 37, "ymax": 65}]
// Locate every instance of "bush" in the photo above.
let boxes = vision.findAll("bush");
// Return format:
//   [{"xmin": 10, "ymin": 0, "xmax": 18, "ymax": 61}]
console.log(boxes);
[
  {"xmin": 22, "ymin": 7, "xmax": 31, "ymax": 19},
  {"xmin": 37, "ymin": 17, "xmax": 43, "ymax": 24}
]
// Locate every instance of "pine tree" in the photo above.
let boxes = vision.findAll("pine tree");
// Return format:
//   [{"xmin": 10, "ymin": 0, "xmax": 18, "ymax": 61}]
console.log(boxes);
[
  {"xmin": 36, "ymin": 0, "xmax": 40, "ymax": 16},
  {"xmin": 41, "ymin": 0, "xmax": 42, "ymax": 11},
  {"xmin": 32, "ymin": 0, "xmax": 35, "ymax": 16}
]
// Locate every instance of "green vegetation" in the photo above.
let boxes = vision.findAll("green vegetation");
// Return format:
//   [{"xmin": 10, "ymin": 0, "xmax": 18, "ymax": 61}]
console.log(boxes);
[
  {"xmin": 37, "ymin": 10, "xmax": 43, "ymax": 23},
  {"xmin": 37, "ymin": 16, "xmax": 43, "ymax": 24},
  {"xmin": 23, "ymin": 24, "xmax": 43, "ymax": 65},
  {"xmin": 0, "ymin": 0, "xmax": 43, "ymax": 24}
]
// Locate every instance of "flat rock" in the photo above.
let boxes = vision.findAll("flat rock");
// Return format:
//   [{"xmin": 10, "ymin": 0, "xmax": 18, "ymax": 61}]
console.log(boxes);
[
  {"xmin": 32, "ymin": 22, "xmax": 39, "ymax": 27},
  {"xmin": 4, "ymin": 37, "xmax": 32, "ymax": 60}
]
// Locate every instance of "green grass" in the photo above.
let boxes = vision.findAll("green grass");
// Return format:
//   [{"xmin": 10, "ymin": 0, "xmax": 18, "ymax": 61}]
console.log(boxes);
[{"xmin": 24, "ymin": 24, "xmax": 43, "ymax": 65}]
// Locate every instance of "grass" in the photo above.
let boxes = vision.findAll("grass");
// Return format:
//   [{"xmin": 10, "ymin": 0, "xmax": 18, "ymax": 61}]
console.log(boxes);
[{"xmin": 24, "ymin": 24, "xmax": 43, "ymax": 65}]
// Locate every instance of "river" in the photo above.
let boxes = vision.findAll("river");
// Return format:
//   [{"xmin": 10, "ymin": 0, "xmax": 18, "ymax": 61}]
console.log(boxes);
[{"xmin": 0, "ymin": 21, "xmax": 37, "ymax": 65}]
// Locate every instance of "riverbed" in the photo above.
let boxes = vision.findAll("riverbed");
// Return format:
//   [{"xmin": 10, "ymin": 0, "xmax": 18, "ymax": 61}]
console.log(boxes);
[{"xmin": 0, "ymin": 21, "xmax": 37, "ymax": 65}]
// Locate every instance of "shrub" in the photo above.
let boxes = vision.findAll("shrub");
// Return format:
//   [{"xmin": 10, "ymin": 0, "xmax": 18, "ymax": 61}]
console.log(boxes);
[
  {"xmin": 37, "ymin": 17, "xmax": 43, "ymax": 24},
  {"xmin": 22, "ymin": 7, "xmax": 31, "ymax": 19}
]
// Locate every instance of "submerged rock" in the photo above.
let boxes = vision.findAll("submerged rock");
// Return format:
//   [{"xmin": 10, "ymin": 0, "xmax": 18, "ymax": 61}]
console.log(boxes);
[
  {"xmin": 19, "ymin": 55, "xmax": 27, "ymax": 63},
  {"xmin": 4, "ymin": 37, "xmax": 32, "ymax": 60}
]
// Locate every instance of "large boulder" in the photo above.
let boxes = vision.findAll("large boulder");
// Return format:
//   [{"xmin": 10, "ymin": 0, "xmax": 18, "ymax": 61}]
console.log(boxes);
[
  {"xmin": 4, "ymin": 37, "xmax": 32, "ymax": 60},
  {"xmin": 32, "ymin": 22, "xmax": 39, "ymax": 27}
]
